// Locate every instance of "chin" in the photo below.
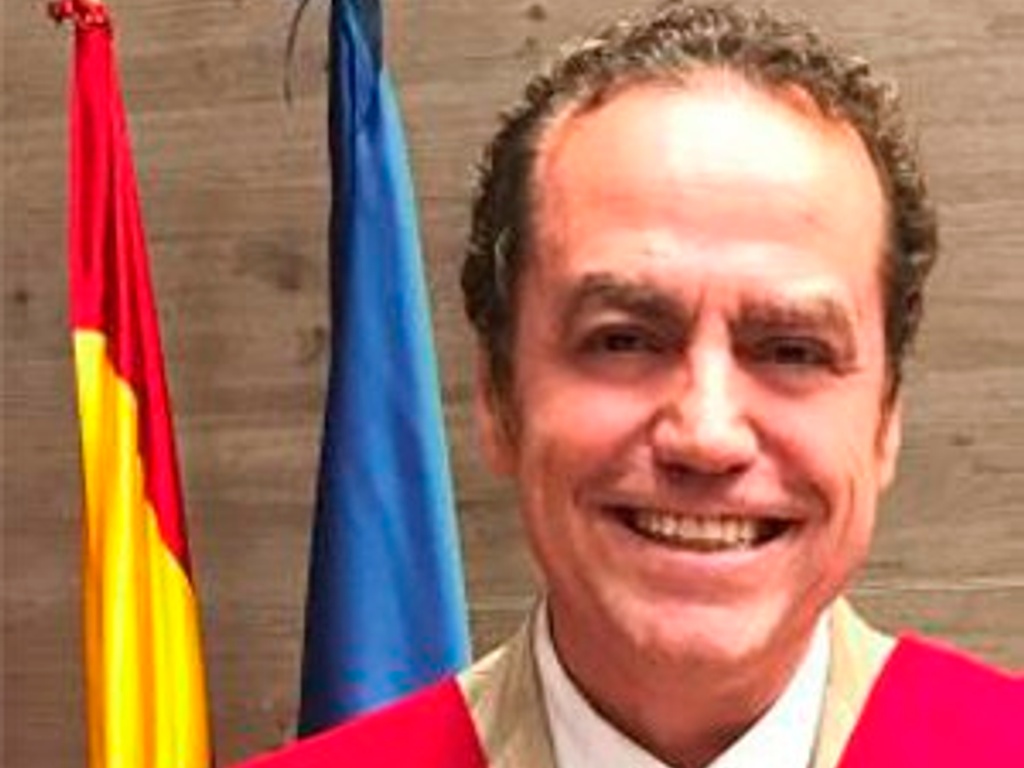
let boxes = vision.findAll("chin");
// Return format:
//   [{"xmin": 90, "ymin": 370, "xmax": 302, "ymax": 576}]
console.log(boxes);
[{"xmin": 609, "ymin": 593, "xmax": 813, "ymax": 677}]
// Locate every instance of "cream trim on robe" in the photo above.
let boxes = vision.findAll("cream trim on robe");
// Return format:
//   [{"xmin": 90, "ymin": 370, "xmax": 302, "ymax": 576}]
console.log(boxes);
[
  {"xmin": 812, "ymin": 600, "xmax": 896, "ymax": 768},
  {"xmin": 458, "ymin": 607, "xmax": 557, "ymax": 768},
  {"xmin": 457, "ymin": 598, "xmax": 895, "ymax": 768}
]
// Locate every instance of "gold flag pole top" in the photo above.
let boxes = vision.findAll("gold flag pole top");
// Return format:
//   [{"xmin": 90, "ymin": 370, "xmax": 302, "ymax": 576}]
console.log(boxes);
[{"xmin": 48, "ymin": 0, "xmax": 108, "ymax": 27}]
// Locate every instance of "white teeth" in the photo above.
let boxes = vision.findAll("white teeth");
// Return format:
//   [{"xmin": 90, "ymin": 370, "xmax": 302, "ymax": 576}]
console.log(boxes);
[{"xmin": 631, "ymin": 510, "xmax": 765, "ymax": 551}]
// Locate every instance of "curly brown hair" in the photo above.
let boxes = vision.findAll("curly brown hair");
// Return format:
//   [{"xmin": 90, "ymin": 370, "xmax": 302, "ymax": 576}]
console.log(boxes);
[{"xmin": 461, "ymin": 0, "xmax": 937, "ymax": 405}]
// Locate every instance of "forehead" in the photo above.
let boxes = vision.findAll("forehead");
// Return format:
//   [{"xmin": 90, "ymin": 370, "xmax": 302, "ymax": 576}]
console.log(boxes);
[{"xmin": 529, "ymin": 76, "xmax": 887, "ymax": 279}]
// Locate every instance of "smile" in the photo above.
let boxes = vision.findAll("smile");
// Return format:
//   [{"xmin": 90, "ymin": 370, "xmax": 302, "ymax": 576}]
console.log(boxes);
[{"xmin": 618, "ymin": 507, "xmax": 791, "ymax": 552}]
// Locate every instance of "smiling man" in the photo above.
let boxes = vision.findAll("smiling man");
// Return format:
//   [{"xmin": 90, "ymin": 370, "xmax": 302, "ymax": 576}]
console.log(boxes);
[
  {"xmin": 238, "ymin": 3, "xmax": 1021, "ymax": 767},
  {"xmin": 474, "ymin": 77, "xmax": 901, "ymax": 766}
]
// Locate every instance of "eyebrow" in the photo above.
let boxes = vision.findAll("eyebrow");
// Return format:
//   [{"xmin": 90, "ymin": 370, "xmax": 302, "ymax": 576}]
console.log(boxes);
[{"xmin": 560, "ymin": 273, "xmax": 692, "ymax": 334}]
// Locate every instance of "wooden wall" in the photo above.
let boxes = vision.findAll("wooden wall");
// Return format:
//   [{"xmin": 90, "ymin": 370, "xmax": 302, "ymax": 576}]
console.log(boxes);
[{"xmin": 4, "ymin": 0, "xmax": 1022, "ymax": 765}]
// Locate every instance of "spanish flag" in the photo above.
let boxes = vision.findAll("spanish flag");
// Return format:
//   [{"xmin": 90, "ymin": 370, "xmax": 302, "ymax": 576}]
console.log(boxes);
[{"xmin": 54, "ymin": 1, "xmax": 212, "ymax": 766}]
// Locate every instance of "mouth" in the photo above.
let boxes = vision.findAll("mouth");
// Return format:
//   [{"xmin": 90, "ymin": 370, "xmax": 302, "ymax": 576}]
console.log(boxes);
[{"xmin": 612, "ymin": 506, "xmax": 792, "ymax": 553}]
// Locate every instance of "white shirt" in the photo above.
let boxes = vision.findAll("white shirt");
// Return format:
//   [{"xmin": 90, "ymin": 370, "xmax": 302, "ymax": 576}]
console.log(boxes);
[{"xmin": 534, "ymin": 607, "xmax": 831, "ymax": 768}]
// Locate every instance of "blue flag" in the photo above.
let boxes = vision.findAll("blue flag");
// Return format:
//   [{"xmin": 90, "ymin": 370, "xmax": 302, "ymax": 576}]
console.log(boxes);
[{"xmin": 298, "ymin": 0, "xmax": 471, "ymax": 736}]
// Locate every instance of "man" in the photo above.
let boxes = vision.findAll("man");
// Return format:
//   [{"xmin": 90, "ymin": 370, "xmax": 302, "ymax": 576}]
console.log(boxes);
[{"xmin": 239, "ymin": 2, "xmax": 1022, "ymax": 766}]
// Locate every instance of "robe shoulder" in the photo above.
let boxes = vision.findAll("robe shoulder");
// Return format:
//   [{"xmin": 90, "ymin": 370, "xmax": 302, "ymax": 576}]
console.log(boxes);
[
  {"xmin": 838, "ymin": 635, "xmax": 1024, "ymax": 768},
  {"xmin": 232, "ymin": 677, "xmax": 488, "ymax": 768}
]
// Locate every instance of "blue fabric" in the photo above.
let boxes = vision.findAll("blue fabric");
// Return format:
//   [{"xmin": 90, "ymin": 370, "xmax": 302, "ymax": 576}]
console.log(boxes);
[{"xmin": 298, "ymin": 0, "xmax": 471, "ymax": 737}]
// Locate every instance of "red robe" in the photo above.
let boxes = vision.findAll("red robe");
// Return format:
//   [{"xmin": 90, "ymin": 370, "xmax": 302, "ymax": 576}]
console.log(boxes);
[
  {"xmin": 236, "ymin": 630, "xmax": 1022, "ymax": 767},
  {"xmin": 836, "ymin": 635, "xmax": 1023, "ymax": 768},
  {"xmin": 235, "ymin": 678, "xmax": 486, "ymax": 768}
]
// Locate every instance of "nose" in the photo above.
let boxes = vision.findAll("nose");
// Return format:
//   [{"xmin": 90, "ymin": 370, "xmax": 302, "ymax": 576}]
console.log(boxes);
[{"xmin": 649, "ymin": 348, "xmax": 757, "ymax": 476}]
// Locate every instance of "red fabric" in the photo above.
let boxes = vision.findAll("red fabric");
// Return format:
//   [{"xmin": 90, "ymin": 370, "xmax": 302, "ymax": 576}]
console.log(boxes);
[
  {"xmin": 63, "ymin": 0, "xmax": 191, "ymax": 571},
  {"xmin": 235, "ymin": 637, "xmax": 1022, "ymax": 767},
  {"xmin": 838, "ymin": 636, "xmax": 1024, "ymax": 768},
  {"xmin": 234, "ymin": 677, "xmax": 488, "ymax": 767}
]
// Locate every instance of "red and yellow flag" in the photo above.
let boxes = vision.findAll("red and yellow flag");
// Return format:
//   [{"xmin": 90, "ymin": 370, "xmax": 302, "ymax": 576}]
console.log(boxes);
[{"xmin": 54, "ymin": 1, "xmax": 212, "ymax": 765}]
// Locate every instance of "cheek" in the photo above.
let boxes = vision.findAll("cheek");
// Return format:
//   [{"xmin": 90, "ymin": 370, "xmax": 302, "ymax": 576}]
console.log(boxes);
[
  {"xmin": 761, "ymin": 400, "xmax": 880, "ymax": 606},
  {"xmin": 525, "ymin": 380, "xmax": 660, "ymax": 487},
  {"xmin": 761, "ymin": 389, "xmax": 887, "ymax": 498},
  {"xmin": 512, "ymin": 381, "xmax": 654, "ymax": 543}
]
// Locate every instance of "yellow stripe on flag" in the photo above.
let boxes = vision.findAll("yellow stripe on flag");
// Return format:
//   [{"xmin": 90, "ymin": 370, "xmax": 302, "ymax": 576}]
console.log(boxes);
[{"xmin": 76, "ymin": 330, "xmax": 210, "ymax": 768}]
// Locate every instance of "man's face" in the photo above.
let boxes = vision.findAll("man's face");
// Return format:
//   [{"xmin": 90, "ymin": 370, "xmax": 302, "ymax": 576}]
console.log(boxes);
[{"xmin": 478, "ymin": 81, "xmax": 901, "ymax": 680}]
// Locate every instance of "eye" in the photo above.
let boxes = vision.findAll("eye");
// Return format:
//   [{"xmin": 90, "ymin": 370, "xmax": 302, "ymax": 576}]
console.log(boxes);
[
  {"xmin": 753, "ymin": 337, "xmax": 836, "ymax": 368},
  {"xmin": 580, "ymin": 325, "xmax": 664, "ymax": 355}
]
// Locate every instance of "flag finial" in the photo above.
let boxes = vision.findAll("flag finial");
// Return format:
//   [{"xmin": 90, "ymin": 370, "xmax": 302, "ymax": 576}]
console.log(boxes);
[{"xmin": 48, "ymin": 0, "xmax": 109, "ymax": 29}]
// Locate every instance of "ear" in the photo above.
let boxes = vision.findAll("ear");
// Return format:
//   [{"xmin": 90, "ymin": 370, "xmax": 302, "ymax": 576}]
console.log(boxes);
[
  {"xmin": 474, "ymin": 352, "xmax": 518, "ymax": 476},
  {"xmin": 876, "ymin": 396, "xmax": 903, "ymax": 490}
]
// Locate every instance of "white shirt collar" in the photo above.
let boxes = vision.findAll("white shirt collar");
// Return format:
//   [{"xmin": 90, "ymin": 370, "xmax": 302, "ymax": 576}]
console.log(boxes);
[{"xmin": 534, "ymin": 606, "xmax": 831, "ymax": 768}]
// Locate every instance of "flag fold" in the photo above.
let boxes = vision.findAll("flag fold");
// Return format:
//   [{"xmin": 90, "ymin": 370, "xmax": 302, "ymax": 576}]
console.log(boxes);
[
  {"xmin": 59, "ymin": 1, "xmax": 212, "ymax": 765},
  {"xmin": 298, "ymin": 0, "xmax": 471, "ymax": 736}
]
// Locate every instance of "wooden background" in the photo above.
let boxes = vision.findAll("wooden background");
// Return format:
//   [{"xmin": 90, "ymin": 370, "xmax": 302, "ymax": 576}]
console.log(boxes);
[{"xmin": 4, "ymin": 0, "xmax": 1022, "ymax": 765}]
